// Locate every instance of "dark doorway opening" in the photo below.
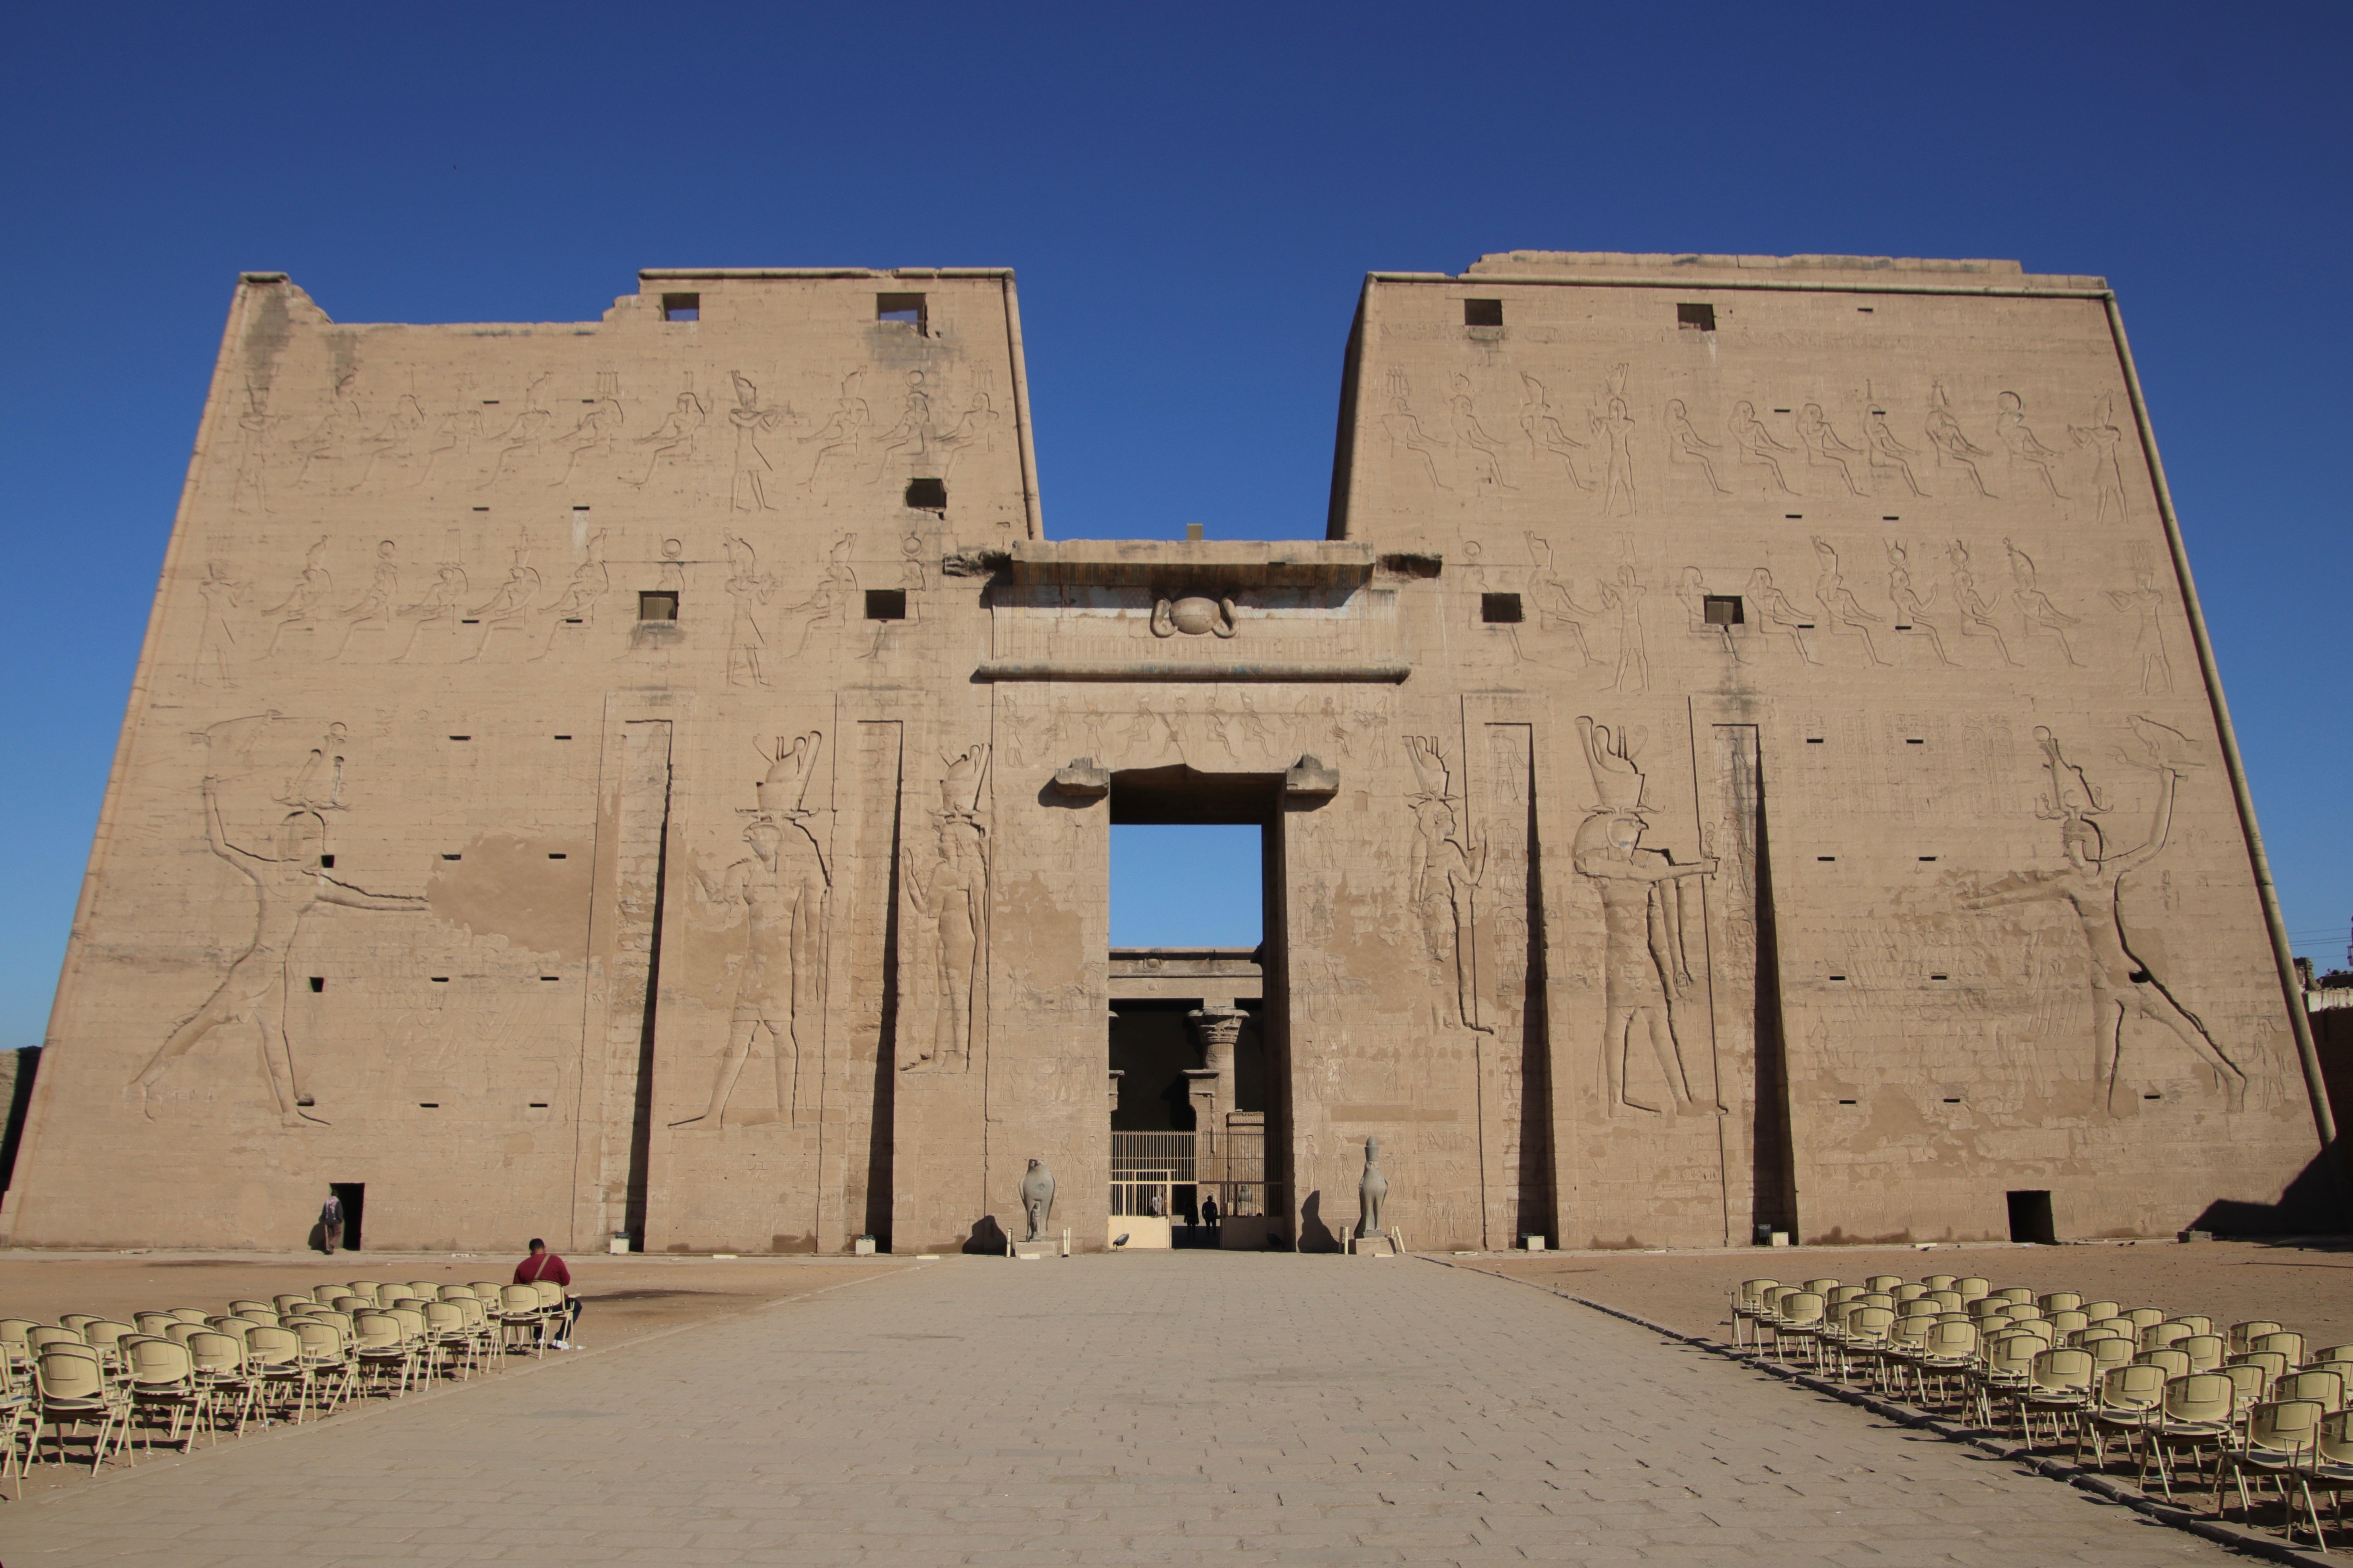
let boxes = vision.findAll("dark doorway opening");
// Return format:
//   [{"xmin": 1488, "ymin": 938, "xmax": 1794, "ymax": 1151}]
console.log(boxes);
[
  {"xmin": 2006, "ymin": 1189, "xmax": 2056, "ymax": 1245},
  {"xmin": 330, "ymin": 1182, "xmax": 366, "ymax": 1250}
]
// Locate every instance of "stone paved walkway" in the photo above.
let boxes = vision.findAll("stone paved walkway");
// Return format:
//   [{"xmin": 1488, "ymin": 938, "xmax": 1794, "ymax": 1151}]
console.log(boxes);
[{"xmin": 0, "ymin": 1253, "xmax": 2239, "ymax": 1565}]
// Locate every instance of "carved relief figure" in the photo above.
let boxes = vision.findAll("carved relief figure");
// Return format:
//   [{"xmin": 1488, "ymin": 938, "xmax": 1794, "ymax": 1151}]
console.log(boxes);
[
  {"xmin": 624, "ymin": 380, "xmax": 707, "ymax": 488},
  {"xmin": 783, "ymin": 534, "xmax": 857, "ymax": 658},
  {"xmin": 277, "ymin": 722, "xmax": 348, "ymax": 811},
  {"xmin": 1599, "ymin": 562, "xmax": 1649, "ymax": 693},
  {"xmin": 1948, "ymin": 540, "xmax": 2020, "ymax": 667},
  {"xmin": 348, "ymin": 393, "xmax": 427, "ymax": 490},
  {"xmin": 1745, "ymin": 568, "xmax": 1818, "ymax": 664},
  {"xmin": 414, "ymin": 391, "xmax": 490, "ymax": 491},
  {"xmin": 1679, "ymin": 568, "xmax": 1744, "ymax": 662},
  {"xmin": 1448, "ymin": 374, "xmax": 1515, "ymax": 488},
  {"xmin": 1726, "ymin": 401, "xmax": 1797, "ymax": 494},
  {"xmin": 869, "ymin": 370, "xmax": 935, "ymax": 473},
  {"xmin": 672, "ymin": 805, "xmax": 832, "ymax": 1129},
  {"xmin": 1664, "ymin": 399, "xmax": 1729, "ymax": 493},
  {"xmin": 1591, "ymin": 367, "xmax": 1638, "ymax": 514},
  {"xmin": 462, "ymin": 550, "xmax": 541, "ymax": 662},
  {"xmin": 758, "ymin": 732, "xmax": 822, "ymax": 817},
  {"xmin": 933, "ymin": 384, "xmax": 1001, "ymax": 477},
  {"xmin": 232, "ymin": 383, "xmax": 277, "ymax": 513},
  {"xmin": 132, "ymin": 759, "xmax": 426, "ymax": 1125},
  {"xmin": 1864, "ymin": 406, "xmax": 1927, "ymax": 496},
  {"xmin": 553, "ymin": 372, "xmax": 625, "ymax": 486},
  {"xmin": 291, "ymin": 373, "xmax": 362, "ymax": 490},
  {"xmin": 1151, "ymin": 592, "xmax": 1237, "ymax": 638},
  {"xmin": 1926, "ymin": 382, "xmax": 1995, "ymax": 497},
  {"xmin": 481, "ymin": 374, "xmax": 555, "ymax": 487},
  {"xmin": 1380, "ymin": 370, "xmax": 1449, "ymax": 489},
  {"xmin": 532, "ymin": 531, "xmax": 609, "ymax": 658},
  {"xmin": 329, "ymin": 540, "xmax": 399, "ymax": 659},
  {"xmin": 2106, "ymin": 571, "xmax": 2174, "ymax": 694},
  {"xmin": 722, "ymin": 534, "xmax": 776, "ymax": 687},
  {"xmin": 726, "ymin": 372, "xmax": 791, "ymax": 511},
  {"xmin": 392, "ymin": 563, "xmax": 469, "ymax": 662},
  {"xmin": 1795, "ymin": 404, "xmax": 1866, "ymax": 495},
  {"xmin": 193, "ymin": 562, "xmax": 249, "ymax": 686},
  {"xmin": 1995, "ymin": 391, "xmax": 2069, "ymax": 499},
  {"xmin": 2004, "ymin": 539, "xmax": 2082, "ymax": 666},
  {"xmin": 1962, "ymin": 726, "xmax": 2246, "ymax": 1112},
  {"xmin": 1811, "ymin": 537, "xmax": 1887, "ymax": 666},
  {"xmin": 1885, "ymin": 541, "xmax": 1957, "ymax": 667},
  {"xmin": 801, "ymin": 370, "xmax": 869, "ymax": 484},
  {"xmin": 1404, "ymin": 737, "xmax": 1488, "ymax": 1032},
  {"xmin": 261, "ymin": 538, "xmax": 334, "ymax": 657},
  {"xmin": 1517, "ymin": 374, "xmax": 1595, "ymax": 490},
  {"xmin": 2071, "ymin": 393, "xmax": 2131, "ymax": 524},
  {"xmin": 1525, "ymin": 533, "xmax": 1598, "ymax": 668},
  {"xmin": 1572, "ymin": 717, "xmax": 1716, "ymax": 1115},
  {"xmin": 903, "ymin": 813, "xmax": 987, "ymax": 1070}
]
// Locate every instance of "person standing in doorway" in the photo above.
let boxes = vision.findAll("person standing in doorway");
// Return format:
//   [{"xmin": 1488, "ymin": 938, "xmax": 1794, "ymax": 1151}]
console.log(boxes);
[
  {"xmin": 515, "ymin": 1238, "xmax": 579, "ymax": 1349},
  {"xmin": 318, "ymin": 1189, "xmax": 343, "ymax": 1254},
  {"xmin": 1200, "ymin": 1193, "xmax": 1220, "ymax": 1233}
]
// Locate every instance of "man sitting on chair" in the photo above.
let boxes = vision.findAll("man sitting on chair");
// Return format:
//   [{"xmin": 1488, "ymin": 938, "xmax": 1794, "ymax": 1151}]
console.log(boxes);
[{"xmin": 515, "ymin": 1238, "xmax": 579, "ymax": 1350}]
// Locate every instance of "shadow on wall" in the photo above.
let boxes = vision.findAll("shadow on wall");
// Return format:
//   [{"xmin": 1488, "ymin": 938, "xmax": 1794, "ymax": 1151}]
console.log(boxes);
[
  {"xmin": 2191, "ymin": 1147, "xmax": 2352, "ymax": 1237},
  {"xmin": 963, "ymin": 1215, "xmax": 1008, "ymax": 1255},
  {"xmin": 1298, "ymin": 1191, "xmax": 1339, "ymax": 1253}
]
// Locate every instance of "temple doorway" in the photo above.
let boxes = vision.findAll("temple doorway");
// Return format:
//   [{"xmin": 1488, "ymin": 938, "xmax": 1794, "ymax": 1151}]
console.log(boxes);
[{"xmin": 1106, "ymin": 767, "xmax": 1289, "ymax": 1250}]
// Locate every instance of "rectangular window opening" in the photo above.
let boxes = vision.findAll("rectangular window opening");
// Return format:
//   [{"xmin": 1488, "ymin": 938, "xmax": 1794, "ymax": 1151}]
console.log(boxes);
[
  {"xmin": 1906, "ymin": 738, "xmax": 1926, "ymax": 745},
  {"xmin": 540, "ymin": 976, "xmax": 561, "ymax": 982},
  {"xmin": 448, "ymin": 735, "xmax": 471, "ymax": 741},
  {"xmin": 1806, "ymin": 737, "xmax": 1825, "ymax": 744},
  {"xmin": 639, "ymin": 591, "xmax": 679, "ymax": 622},
  {"xmin": 876, "ymin": 292, "xmax": 927, "ymax": 333},
  {"xmin": 1676, "ymin": 302, "xmax": 1716, "ymax": 332},
  {"xmin": 1817, "ymin": 856, "xmax": 1836, "ymax": 862},
  {"xmin": 1828, "ymin": 974, "xmax": 1847, "ymax": 981},
  {"xmin": 1463, "ymin": 298, "xmax": 1504, "ymax": 327},
  {"xmin": 1944, "ymin": 1097, "xmax": 1964, "ymax": 1105},
  {"xmin": 1702, "ymin": 595, "xmax": 1743, "ymax": 626},
  {"xmin": 2144, "ymin": 1092, "xmax": 2163, "ymax": 1100},
  {"xmin": 1838, "ymin": 1099, "xmax": 1858, "ymax": 1105},
  {"xmin": 430, "ymin": 977, "xmax": 450, "ymax": 983},
  {"xmin": 529, "ymin": 1102, "xmax": 549, "ymax": 1109},
  {"xmin": 1919, "ymin": 856, "xmax": 1938, "ymax": 862},
  {"xmin": 418, "ymin": 1103, "xmax": 440, "ymax": 1109},
  {"xmin": 440, "ymin": 854, "xmax": 462, "ymax": 862},
  {"xmin": 904, "ymin": 477, "xmax": 947, "ymax": 512},
  {"xmin": 553, "ymin": 735, "xmax": 571, "ymax": 741},
  {"xmin": 308, "ymin": 977, "xmax": 325, "ymax": 993},
  {"xmin": 1480, "ymin": 592, "xmax": 1523, "ymax": 624},
  {"xmin": 865, "ymin": 589, "xmax": 908, "ymax": 621},
  {"xmin": 1930, "ymin": 973, "xmax": 1950, "ymax": 981},
  {"xmin": 1857, "ymin": 306, "xmax": 1875, "ymax": 313},
  {"xmin": 547, "ymin": 853, "xmax": 567, "ymax": 860},
  {"xmin": 661, "ymin": 292, "xmax": 700, "ymax": 322},
  {"xmin": 318, "ymin": 854, "xmax": 335, "ymax": 869}
]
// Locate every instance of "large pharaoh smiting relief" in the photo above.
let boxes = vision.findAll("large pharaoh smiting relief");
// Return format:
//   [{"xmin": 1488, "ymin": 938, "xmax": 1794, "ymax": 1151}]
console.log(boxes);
[
  {"xmin": 1570, "ymin": 717, "xmax": 1720, "ymax": 1117},
  {"xmin": 1961, "ymin": 719, "xmax": 2249, "ymax": 1113}
]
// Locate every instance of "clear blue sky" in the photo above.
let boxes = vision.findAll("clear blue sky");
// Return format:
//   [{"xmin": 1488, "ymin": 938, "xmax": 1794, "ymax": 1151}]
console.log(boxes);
[{"xmin": 3, "ymin": 2, "xmax": 2347, "ymax": 1040}]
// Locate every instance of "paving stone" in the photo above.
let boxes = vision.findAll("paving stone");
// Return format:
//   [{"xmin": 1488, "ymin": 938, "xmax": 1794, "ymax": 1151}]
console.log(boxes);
[{"xmin": 0, "ymin": 1256, "xmax": 2250, "ymax": 1565}]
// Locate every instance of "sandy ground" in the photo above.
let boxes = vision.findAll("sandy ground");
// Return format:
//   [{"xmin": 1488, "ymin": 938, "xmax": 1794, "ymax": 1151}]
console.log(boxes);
[
  {"xmin": 0, "ymin": 1249, "xmax": 916, "ymax": 1347},
  {"xmin": 1456, "ymin": 1236, "xmax": 2353, "ymax": 1347}
]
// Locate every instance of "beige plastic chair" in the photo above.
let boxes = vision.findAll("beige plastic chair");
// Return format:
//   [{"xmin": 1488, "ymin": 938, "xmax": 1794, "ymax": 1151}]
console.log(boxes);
[
  {"xmin": 1893, "ymin": 1283, "xmax": 1928, "ymax": 1304},
  {"xmin": 1993, "ymin": 1287, "xmax": 2035, "ymax": 1305},
  {"xmin": 226, "ymin": 1300, "xmax": 274, "ymax": 1317},
  {"xmin": 1913, "ymin": 1320, "xmax": 1979, "ymax": 1407},
  {"xmin": 2015, "ymin": 1346, "xmax": 2095, "ymax": 1449},
  {"xmin": 497, "ymin": 1284, "xmax": 551, "ymax": 1357},
  {"xmin": 2122, "ymin": 1306, "xmax": 2167, "ymax": 1331},
  {"xmin": 166, "ymin": 1308, "xmax": 210, "ymax": 1326},
  {"xmin": 2313, "ymin": 1344, "xmax": 2353, "ymax": 1368},
  {"xmin": 1862, "ymin": 1274, "xmax": 1901, "ymax": 1292},
  {"xmin": 2230, "ymin": 1352, "xmax": 2289, "ymax": 1397},
  {"xmin": 132, "ymin": 1312, "xmax": 179, "ymax": 1338},
  {"xmin": 2229, "ymin": 1319, "xmax": 2286, "ymax": 1354},
  {"xmin": 2037, "ymin": 1292, "xmax": 2082, "ymax": 1313},
  {"xmin": 1921, "ymin": 1273, "xmax": 1958, "ymax": 1292},
  {"xmin": 58, "ymin": 1314, "xmax": 101, "ymax": 1336},
  {"xmin": 2276, "ymin": 1369, "xmax": 2346, "ymax": 1414},
  {"xmin": 406, "ymin": 1281, "xmax": 445, "ymax": 1300},
  {"xmin": 2084, "ymin": 1316, "xmax": 2134, "ymax": 1340},
  {"xmin": 243, "ymin": 1325, "xmax": 310, "ymax": 1424},
  {"xmin": 2083, "ymin": 1363, "xmax": 2166, "ymax": 1467},
  {"xmin": 1825, "ymin": 1285, "xmax": 1866, "ymax": 1308},
  {"xmin": 309, "ymin": 1283, "xmax": 347, "ymax": 1305},
  {"xmin": 1966, "ymin": 1297, "xmax": 2009, "ymax": 1322},
  {"xmin": 291, "ymin": 1319, "xmax": 356, "ymax": 1412},
  {"xmin": 2139, "ymin": 1320, "xmax": 2192, "ymax": 1354},
  {"xmin": 448, "ymin": 1295, "xmax": 498, "ymax": 1368},
  {"xmin": 1731, "ymin": 1279, "xmax": 1780, "ymax": 1348},
  {"xmin": 2140, "ymin": 1372, "xmax": 2235, "ymax": 1501},
  {"xmin": 123, "ymin": 1336, "xmax": 207, "ymax": 1457},
  {"xmin": 2084, "ymin": 1336, "xmax": 2138, "ymax": 1380},
  {"xmin": 2138, "ymin": 1348, "xmax": 2192, "ymax": 1381},
  {"xmin": 2178, "ymin": 1335, "xmax": 2226, "ymax": 1374},
  {"xmin": 26, "ymin": 1325, "xmax": 86, "ymax": 1355},
  {"xmin": 1998, "ymin": 1303, "xmax": 2045, "ymax": 1323},
  {"xmin": 1973, "ymin": 1333, "xmax": 2040, "ymax": 1426},
  {"xmin": 2172, "ymin": 1315, "xmax": 2215, "ymax": 1338},
  {"xmin": 345, "ymin": 1281, "xmax": 384, "ymax": 1301},
  {"xmin": 185, "ymin": 1331, "xmax": 257, "ymax": 1436},
  {"xmin": 2251, "ymin": 1332, "xmax": 2307, "ymax": 1367},
  {"xmin": 2077, "ymin": 1300, "xmax": 2120, "ymax": 1322},
  {"xmin": 350, "ymin": 1312, "xmax": 415, "ymax": 1397},
  {"xmin": 2047, "ymin": 1310, "xmax": 2089, "ymax": 1335},
  {"xmin": 1957, "ymin": 1280, "xmax": 1996, "ymax": 1303},
  {"xmin": 2292, "ymin": 1410, "xmax": 2353, "ymax": 1554},
  {"xmin": 1835, "ymin": 1306, "xmax": 1895, "ymax": 1383},
  {"xmin": 1924, "ymin": 1290, "xmax": 1963, "ymax": 1313},
  {"xmin": 2219, "ymin": 1399, "xmax": 2323, "ymax": 1530},
  {"xmin": 2218, "ymin": 1361, "xmax": 2271, "ymax": 1424},
  {"xmin": 1801, "ymin": 1277, "xmax": 1840, "ymax": 1295},
  {"xmin": 32, "ymin": 1349, "xmax": 126, "ymax": 1472},
  {"xmin": 1771, "ymin": 1292, "xmax": 1826, "ymax": 1368}
]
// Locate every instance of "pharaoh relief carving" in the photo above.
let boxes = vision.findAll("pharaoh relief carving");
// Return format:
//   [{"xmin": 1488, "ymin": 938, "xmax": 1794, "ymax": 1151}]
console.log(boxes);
[
  {"xmin": 722, "ymin": 534, "xmax": 776, "ymax": 688},
  {"xmin": 131, "ymin": 718, "xmax": 428, "ymax": 1127},
  {"xmin": 1961, "ymin": 720, "xmax": 2247, "ymax": 1113},
  {"xmin": 1403, "ymin": 737, "xmax": 1488, "ymax": 1033},
  {"xmin": 1570, "ymin": 717, "xmax": 1718, "ymax": 1116},
  {"xmin": 900, "ymin": 745, "xmax": 990, "ymax": 1072},
  {"xmin": 1150, "ymin": 591, "xmax": 1237, "ymax": 639},
  {"xmin": 672, "ymin": 732, "xmax": 831, "ymax": 1129}
]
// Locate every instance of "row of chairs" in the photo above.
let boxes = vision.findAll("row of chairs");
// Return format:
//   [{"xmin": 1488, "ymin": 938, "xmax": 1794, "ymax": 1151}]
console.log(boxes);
[
  {"xmin": 1732, "ymin": 1272, "xmax": 2353, "ymax": 1550},
  {"xmin": 0, "ymin": 1278, "xmax": 572, "ymax": 1480}
]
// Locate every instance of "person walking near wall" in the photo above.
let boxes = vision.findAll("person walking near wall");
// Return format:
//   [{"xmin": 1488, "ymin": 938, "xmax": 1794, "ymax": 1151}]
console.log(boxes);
[
  {"xmin": 515, "ymin": 1238, "xmax": 579, "ymax": 1349},
  {"xmin": 318, "ymin": 1189, "xmax": 343, "ymax": 1254}
]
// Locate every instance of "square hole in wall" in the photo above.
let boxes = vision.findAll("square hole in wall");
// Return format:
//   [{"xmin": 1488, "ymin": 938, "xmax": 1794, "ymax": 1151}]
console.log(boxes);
[
  {"xmin": 865, "ymin": 589, "xmax": 907, "ymax": 621},
  {"xmin": 904, "ymin": 477, "xmax": 947, "ymax": 512},
  {"xmin": 639, "ymin": 591, "xmax": 679, "ymax": 622},
  {"xmin": 877, "ymin": 292, "xmax": 927, "ymax": 333},
  {"xmin": 1480, "ymin": 592, "xmax": 1522, "ymax": 624},
  {"xmin": 661, "ymin": 292, "xmax": 699, "ymax": 322},
  {"xmin": 1463, "ymin": 298, "xmax": 1504, "ymax": 327},
  {"xmin": 1677, "ymin": 302, "xmax": 1716, "ymax": 332},
  {"xmin": 318, "ymin": 854, "xmax": 335, "ymax": 869},
  {"xmin": 308, "ymin": 977, "xmax": 325, "ymax": 993},
  {"xmin": 1703, "ymin": 595, "xmax": 1743, "ymax": 626}
]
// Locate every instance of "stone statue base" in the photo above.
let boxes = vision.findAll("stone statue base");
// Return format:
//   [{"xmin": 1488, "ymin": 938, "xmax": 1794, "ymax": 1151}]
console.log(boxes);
[{"xmin": 1348, "ymin": 1234, "xmax": 1395, "ymax": 1257}]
